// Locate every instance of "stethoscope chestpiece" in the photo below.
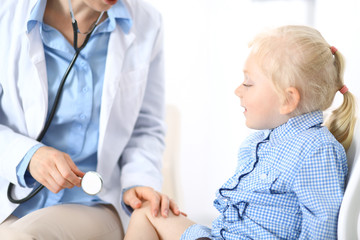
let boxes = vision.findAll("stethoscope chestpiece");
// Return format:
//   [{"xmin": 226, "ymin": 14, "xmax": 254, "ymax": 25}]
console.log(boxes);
[{"xmin": 81, "ymin": 171, "xmax": 103, "ymax": 195}]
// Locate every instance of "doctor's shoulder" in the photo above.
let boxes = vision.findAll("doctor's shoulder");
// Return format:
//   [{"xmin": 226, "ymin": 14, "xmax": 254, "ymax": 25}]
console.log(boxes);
[{"xmin": 123, "ymin": 0, "xmax": 162, "ymax": 30}]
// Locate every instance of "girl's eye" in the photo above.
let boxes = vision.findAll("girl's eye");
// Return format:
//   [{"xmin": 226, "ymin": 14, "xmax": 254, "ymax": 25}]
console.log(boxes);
[{"xmin": 242, "ymin": 83, "xmax": 252, "ymax": 87}]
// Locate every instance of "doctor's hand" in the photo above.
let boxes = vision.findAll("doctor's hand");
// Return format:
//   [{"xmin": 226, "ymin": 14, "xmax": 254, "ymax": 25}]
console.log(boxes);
[
  {"xmin": 123, "ymin": 186, "xmax": 182, "ymax": 218},
  {"xmin": 28, "ymin": 146, "xmax": 85, "ymax": 193}
]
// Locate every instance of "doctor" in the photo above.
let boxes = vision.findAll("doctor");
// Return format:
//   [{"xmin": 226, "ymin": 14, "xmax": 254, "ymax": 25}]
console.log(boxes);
[{"xmin": 0, "ymin": 0, "xmax": 179, "ymax": 238}]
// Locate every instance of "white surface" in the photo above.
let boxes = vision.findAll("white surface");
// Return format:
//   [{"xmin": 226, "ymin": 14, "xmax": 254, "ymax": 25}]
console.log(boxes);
[
  {"xmin": 358, "ymin": 211, "xmax": 360, "ymax": 240},
  {"xmin": 337, "ymin": 111, "xmax": 360, "ymax": 240}
]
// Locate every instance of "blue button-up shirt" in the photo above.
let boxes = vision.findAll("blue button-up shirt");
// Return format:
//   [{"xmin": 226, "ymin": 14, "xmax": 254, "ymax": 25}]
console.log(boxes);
[
  {"xmin": 13, "ymin": 0, "xmax": 132, "ymax": 218},
  {"xmin": 181, "ymin": 111, "xmax": 347, "ymax": 239}
]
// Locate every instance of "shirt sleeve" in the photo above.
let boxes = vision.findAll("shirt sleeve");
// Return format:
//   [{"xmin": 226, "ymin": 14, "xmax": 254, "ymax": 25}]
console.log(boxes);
[
  {"xmin": 16, "ymin": 143, "xmax": 44, "ymax": 187},
  {"xmin": 293, "ymin": 142, "xmax": 347, "ymax": 239},
  {"xmin": 180, "ymin": 224, "xmax": 213, "ymax": 240}
]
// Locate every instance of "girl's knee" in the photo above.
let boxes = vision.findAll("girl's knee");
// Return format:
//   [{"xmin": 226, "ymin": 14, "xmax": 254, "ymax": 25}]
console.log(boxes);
[{"xmin": 132, "ymin": 201, "xmax": 154, "ymax": 219}]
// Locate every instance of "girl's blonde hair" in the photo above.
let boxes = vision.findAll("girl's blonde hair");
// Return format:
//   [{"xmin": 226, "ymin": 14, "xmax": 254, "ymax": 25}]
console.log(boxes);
[{"xmin": 249, "ymin": 25, "xmax": 357, "ymax": 151}]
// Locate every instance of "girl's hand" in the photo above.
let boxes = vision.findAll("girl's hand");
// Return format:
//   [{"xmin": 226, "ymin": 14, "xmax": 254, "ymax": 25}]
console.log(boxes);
[
  {"xmin": 123, "ymin": 186, "xmax": 182, "ymax": 218},
  {"xmin": 28, "ymin": 146, "xmax": 85, "ymax": 193}
]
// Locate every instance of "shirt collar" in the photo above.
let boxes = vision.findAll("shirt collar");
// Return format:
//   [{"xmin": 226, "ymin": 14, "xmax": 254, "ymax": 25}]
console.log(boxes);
[
  {"xmin": 267, "ymin": 111, "xmax": 324, "ymax": 144},
  {"xmin": 27, "ymin": 0, "xmax": 46, "ymax": 33},
  {"xmin": 27, "ymin": 0, "xmax": 132, "ymax": 34},
  {"xmin": 108, "ymin": 1, "xmax": 132, "ymax": 34}
]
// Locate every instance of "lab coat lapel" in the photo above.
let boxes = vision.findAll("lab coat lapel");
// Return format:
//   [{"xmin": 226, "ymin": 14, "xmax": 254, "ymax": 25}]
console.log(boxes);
[
  {"xmin": 21, "ymin": 24, "xmax": 48, "ymax": 139},
  {"xmin": 98, "ymin": 25, "xmax": 135, "ymax": 151}
]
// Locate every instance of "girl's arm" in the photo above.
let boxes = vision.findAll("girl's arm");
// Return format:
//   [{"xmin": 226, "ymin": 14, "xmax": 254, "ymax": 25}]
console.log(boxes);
[{"xmin": 293, "ymin": 143, "xmax": 347, "ymax": 239}]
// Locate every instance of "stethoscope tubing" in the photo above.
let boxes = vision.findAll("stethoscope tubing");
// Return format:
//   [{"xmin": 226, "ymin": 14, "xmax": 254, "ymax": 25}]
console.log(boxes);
[
  {"xmin": 7, "ymin": 52, "xmax": 79, "ymax": 204},
  {"xmin": 7, "ymin": 6, "xmax": 104, "ymax": 204}
]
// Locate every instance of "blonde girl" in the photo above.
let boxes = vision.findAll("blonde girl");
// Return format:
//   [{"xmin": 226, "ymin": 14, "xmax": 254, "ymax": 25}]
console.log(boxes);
[{"xmin": 124, "ymin": 25, "xmax": 357, "ymax": 240}]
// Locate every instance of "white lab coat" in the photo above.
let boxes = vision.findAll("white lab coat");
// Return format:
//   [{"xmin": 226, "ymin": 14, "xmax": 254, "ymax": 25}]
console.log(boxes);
[{"xmin": 0, "ymin": 0, "xmax": 165, "ymax": 225}]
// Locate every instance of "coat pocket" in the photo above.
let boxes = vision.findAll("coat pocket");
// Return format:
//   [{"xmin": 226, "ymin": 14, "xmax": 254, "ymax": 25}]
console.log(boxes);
[
  {"xmin": 116, "ymin": 66, "xmax": 149, "ymax": 107},
  {"xmin": 118, "ymin": 66, "xmax": 149, "ymax": 91}
]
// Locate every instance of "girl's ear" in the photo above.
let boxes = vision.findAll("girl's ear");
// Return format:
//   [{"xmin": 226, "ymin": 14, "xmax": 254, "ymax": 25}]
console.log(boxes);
[{"xmin": 280, "ymin": 87, "xmax": 300, "ymax": 115}]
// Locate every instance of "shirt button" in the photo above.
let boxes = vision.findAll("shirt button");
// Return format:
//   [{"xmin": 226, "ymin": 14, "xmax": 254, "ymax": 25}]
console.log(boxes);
[
  {"xmin": 80, "ymin": 114, "xmax": 86, "ymax": 120},
  {"xmin": 260, "ymin": 173, "xmax": 267, "ymax": 180},
  {"xmin": 82, "ymin": 87, "xmax": 88, "ymax": 93}
]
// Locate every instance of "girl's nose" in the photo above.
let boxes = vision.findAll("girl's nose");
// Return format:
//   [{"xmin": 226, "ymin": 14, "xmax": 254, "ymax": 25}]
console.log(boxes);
[{"xmin": 234, "ymin": 85, "xmax": 243, "ymax": 98}]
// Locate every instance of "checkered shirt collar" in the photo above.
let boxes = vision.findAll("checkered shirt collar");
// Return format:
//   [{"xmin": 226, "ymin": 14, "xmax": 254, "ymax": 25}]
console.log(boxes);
[{"xmin": 267, "ymin": 111, "xmax": 323, "ymax": 145}]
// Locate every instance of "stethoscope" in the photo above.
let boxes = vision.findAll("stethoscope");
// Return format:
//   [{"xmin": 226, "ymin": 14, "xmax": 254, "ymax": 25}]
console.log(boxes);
[{"xmin": 7, "ymin": 0, "xmax": 105, "ymax": 204}]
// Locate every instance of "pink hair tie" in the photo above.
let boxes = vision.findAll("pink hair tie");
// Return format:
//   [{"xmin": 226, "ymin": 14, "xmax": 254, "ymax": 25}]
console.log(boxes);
[
  {"xmin": 330, "ymin": 46, "xmax": 338, "ymax": 55},
  {"xmin": 339, "ymin": 85, "xmax": 348, "ymax": 94}
]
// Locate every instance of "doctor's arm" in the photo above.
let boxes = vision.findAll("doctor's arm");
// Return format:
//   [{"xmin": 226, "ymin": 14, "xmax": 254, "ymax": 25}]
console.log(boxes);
[
  {"xmin": 0, "ymin": 85, "xmax": 84, "ymax": 193},
  {"xmin": 15, "ymin": 143, "xmax": 84, "ymax": 193},
  {"xmin": 27, "ymin": 146, "xmax": 84, "ymax": 193},
  {"xmin": 120, "ymin": 20, "xmax": 181, "ymax": 217},
  {"xmin": 0, "ymin": 125, "xmax": 84, "ymax": 193},
  {"xmin": 0, "ymin": 125, "xmax": 41, "ymax": 184},
  {"xmin": 0, "ymin": 124, "xmax": 82, "ymax": 190}
]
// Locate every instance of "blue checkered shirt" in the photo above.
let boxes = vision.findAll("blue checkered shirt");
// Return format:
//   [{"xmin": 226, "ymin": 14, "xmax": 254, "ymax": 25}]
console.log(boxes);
[{"xmin": 181, "ymin": 111, "xmax": 347, "ymax": 239}]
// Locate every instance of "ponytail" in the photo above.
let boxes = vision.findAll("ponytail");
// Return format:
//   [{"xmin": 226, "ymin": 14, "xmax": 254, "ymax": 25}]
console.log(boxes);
[
  {"xmin": 325, "ymin": 91, "xmax": 357, "ymax": 151},
  {"xmin": 325, "ymin": 50, "xmax": 357, "ymax": 151}
]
